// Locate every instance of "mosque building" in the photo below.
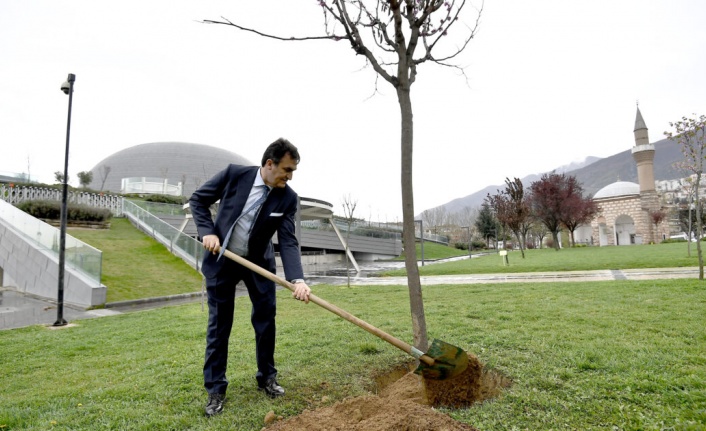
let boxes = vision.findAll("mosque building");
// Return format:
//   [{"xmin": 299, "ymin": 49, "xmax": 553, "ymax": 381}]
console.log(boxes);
[{"xmin": 590, "ymin": 107, "xmax": 669, "ymax": 246}]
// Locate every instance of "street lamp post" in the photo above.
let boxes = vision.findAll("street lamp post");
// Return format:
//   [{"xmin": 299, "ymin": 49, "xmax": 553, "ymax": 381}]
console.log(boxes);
[{"xmin": 54, "ymin": 73, "xmax": 75, "ymax": 327}]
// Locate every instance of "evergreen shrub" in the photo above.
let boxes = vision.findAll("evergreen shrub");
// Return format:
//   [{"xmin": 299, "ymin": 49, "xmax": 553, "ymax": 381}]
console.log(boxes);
[{"xmin": 16, "ymin": 200, "xmax": 112, "ymax": 222}]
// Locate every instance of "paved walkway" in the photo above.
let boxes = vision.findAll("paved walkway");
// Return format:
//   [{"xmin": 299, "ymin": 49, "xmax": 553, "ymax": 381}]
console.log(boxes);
[
  {"xmin": 1, "ymin": 267, "xmax": 699, "ymax": 331},
  {"xmin": 321, "ymin": 267, "xmax": 700, "ymax": 285},
  {"xmin": 0, "ymin": 289, "xmax": 122, "ymax": 331}
]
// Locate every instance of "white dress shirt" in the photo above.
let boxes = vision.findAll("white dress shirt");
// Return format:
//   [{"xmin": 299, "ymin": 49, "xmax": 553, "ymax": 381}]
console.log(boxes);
[{"xmin": 227, "ymin": 174, "xmax": 270, "ymax": 256}]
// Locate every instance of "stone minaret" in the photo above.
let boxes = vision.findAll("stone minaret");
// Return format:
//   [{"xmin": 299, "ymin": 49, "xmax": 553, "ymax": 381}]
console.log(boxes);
[
  {"xmin": 631, "ymin": 107, "xmax": 656, "ymax": 193},
  {"xmin": 631, "ymin": 106, "xmax": 661, "ymax": 242}
]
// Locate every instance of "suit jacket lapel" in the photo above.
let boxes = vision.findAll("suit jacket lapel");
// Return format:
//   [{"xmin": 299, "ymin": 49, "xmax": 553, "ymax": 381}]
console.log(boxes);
[
  {"xmin": 253, "ymin": 186, "xmax": 290, "ymax": 232},
  {"xmin": 230, "ymin": 167, "xmax": 258, "ymax": 224}
]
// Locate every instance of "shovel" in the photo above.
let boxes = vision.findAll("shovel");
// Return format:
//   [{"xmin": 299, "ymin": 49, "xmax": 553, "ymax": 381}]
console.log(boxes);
[{"xmin": 218, "ymin": 246, "xmax": 469, "ymax": 380}]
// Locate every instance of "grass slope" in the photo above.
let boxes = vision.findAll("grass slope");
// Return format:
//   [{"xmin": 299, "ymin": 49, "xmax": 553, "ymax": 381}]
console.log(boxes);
[{"xmin": 68, "ymin": 218, "xmax": 203, "ymax": 302}]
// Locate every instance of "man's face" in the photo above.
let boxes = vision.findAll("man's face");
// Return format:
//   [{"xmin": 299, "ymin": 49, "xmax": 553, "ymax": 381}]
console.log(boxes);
[{"xmin": 262, "ymin": 152, "xmax": 297, "ymax": 188}]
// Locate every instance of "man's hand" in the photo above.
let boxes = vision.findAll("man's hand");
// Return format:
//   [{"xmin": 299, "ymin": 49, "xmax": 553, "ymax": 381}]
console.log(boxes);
[
  {"xmin": 292, "ymin": 281, "xmax": 311, "ymax": 304},
  {"xmin": 202, "ymin": 234, "xmax": 221, "ymax": 255}
]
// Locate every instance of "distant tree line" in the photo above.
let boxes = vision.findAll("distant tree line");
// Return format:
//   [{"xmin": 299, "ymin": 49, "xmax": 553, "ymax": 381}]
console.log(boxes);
[
  {"xmin": 418, "ymin": 173, "xmax": 599, "ymax": 255},
  {"xmin": 482, "ymin": 173, "xmax": 599, "ymax": 255}
]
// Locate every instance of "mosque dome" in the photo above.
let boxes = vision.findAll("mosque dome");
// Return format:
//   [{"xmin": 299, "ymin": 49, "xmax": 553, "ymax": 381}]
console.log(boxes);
[
  {"xmin": 593, "ymin": 181, "xmax": 640, "ymax": 199},
  {"xmin": 88, "ymin": 142, "xmax": 254, "ymax": 197}
]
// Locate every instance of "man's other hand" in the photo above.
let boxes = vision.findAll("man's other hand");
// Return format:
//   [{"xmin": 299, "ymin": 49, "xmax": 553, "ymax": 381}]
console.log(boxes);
[
  {"xmin": 292, "ymin": 282, "xmax": 311, "ymax": 304},
  {"xmin": 202, "ymin": 235, "xmax": 221, "ymax": 255}
]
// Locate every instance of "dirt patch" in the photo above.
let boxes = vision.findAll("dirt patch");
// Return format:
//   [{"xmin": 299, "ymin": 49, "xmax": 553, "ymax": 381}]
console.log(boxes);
[{"xmin": 265, "ymin": 353, "xmax": 511, "ymax": 431}]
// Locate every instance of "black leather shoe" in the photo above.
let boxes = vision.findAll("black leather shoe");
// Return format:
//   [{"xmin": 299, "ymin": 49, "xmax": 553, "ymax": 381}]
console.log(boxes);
[
  {"xmin": 205, "ymin": 393, "xmax": 225, "ymax": 417},
  {"xmin": 259, "ymin": 378, "xmax": 285, "ymax": 398}
]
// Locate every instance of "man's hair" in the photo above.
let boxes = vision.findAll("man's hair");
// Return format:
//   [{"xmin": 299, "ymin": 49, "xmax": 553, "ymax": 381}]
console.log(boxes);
[{"xmin": 261, "ymin": 138, "xmax": 300, "ymax": 167}]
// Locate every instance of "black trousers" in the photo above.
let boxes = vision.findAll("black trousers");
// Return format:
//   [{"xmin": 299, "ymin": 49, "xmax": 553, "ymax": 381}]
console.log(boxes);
[{"xmin": 203, "ymin": 257, "xmax": 277, "ymax": 394}]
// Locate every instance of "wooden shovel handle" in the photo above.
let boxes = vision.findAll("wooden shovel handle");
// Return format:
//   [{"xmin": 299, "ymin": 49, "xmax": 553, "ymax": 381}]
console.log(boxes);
[{"xmin": 217, "ymin": 246, "xmax": 435, "ymax": 366}]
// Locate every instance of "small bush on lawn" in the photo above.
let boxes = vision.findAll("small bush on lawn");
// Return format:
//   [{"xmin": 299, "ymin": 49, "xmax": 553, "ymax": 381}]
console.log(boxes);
[
  {"xmin": 661, "ymin": 238, "xmax": 687, "ymax": 244},
  {"xmin": 472, "ymin": 239, "xmax": 487, "ymax": 250},
  {"xmin": 122, "ymin": 194, "xmax": 186, "ymax": 205},
  {"xmin": 16, "ymin": 200, "xmax": 112, "ymax": 222}
]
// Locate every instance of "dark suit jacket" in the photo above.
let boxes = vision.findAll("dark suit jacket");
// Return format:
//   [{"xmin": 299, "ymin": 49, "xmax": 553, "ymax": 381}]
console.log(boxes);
[{"xmin": 189, "ymin": 164, "xmax": 304, "ymax": 282}]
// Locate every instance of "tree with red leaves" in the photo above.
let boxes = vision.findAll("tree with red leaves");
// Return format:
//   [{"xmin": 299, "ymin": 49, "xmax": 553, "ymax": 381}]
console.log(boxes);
[
  {"xmin": 529, "ymin": 173, "xmax": 565, "ymax": 250},
  {"xmin": 559, "ymin": 177, "xmax": 599, "ymax": 247},
  {"xmin": 649, "ymin": 209, "xmax": 667, "ymax": 244},
  {"xmin": 486, "ymin": 177, "xmax": 531, "ymax": 258},
  {"xmin": 529, "ymin": 172, "xmax": 593, "ymax": 250}
]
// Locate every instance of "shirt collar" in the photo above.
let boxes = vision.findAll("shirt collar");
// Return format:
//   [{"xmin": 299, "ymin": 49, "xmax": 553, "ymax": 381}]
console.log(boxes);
[{"xmin": 255, "ymin": 170, "xmax": 270, "ymax": 191}]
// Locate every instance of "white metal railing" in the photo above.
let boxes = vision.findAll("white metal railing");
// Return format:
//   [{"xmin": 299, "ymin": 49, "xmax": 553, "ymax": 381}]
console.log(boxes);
[
  {"xmin": 121, "ymin": 177, "xmax": 182, "ymax": 196},
  {"xmin": 130, "ymin": 200, "xmax": 186, "ymax": 216},
  {"xmin": 0, "ymin": 184, "xmax": 123, "ymax": 215},
  {"xmin": 300, "ymin": 219, "xmax": 402, "ymax": 241},
  {"xmin": 0, "ymin": 198, "xmax": 102, "ymax": 284},
  {"xmin": 121, "ymin": 199, "xmax": 203, "ymax": 270},
  {"xmin": 416, "ymin": 231, "xmax": 449, "ymax": 244}
]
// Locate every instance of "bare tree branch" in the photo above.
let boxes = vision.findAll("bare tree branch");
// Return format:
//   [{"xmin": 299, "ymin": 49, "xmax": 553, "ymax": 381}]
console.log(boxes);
[{"xmin": 202, "ymin": 17, "xmax": 341, "ymax": 42}]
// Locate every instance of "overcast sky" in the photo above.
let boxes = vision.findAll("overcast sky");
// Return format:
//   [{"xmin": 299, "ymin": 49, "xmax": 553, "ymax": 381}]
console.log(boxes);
[{"xmin": 1, "ymin": 1, "xmax": 705, "ymax": 222}]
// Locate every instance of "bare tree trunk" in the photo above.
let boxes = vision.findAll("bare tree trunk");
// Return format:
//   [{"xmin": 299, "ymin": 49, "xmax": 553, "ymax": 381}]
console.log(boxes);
[
  {"xmin": 397, "ymin": 83, "xmax": 428, "ymax": 352},
  {"xmin": 345, "ymin": 226, "xmax": 351, "ymax": 288},
  {"xmin": 696, "ymin": 175, "xmax": 704, "ymax": 279},
  {"xmin": 552, "ymin": 230, "xmax": 560, "ymax": 250},
  {"xmin": 514, "ymin": 232, "xmax": 525, "ymax": 258},
  {"xmin": 688, "ymin": 201, "xmax": 693, "ymax": 257},
  {"xmin": 341, "ymin": 195, "xmax": 357, "ymax": 287}
]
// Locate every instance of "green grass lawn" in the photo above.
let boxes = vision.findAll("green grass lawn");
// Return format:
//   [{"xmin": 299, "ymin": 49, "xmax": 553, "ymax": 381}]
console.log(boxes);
[
  {"xmin": 68, "ymin": 218, "xmax": 203, "ymax": 303},
  {"xmin": 385, "ymin": 242, "xmax": 702, "ymax": 276},
  {"xmin": 14, "ymin": 220, "xmax": 700, "ymax": 429},
  {"xmin": 1, "ymin": 279, "xmax": 704, "ymax": 430}
]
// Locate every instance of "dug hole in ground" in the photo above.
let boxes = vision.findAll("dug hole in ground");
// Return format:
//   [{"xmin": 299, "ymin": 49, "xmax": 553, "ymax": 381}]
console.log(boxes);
[{"xmin": 263, "ymin": 353, "xmax": 512, "ymax": 431}]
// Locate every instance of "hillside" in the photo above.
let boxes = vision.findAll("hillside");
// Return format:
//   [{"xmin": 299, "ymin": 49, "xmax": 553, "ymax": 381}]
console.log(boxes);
[
  {"xmin": 430, "ymin": 137, "xmax": 682, "ymax": 215},
  {"xmin": 572, "ymin": 137, "xmax": 682, "ymax": 195}
]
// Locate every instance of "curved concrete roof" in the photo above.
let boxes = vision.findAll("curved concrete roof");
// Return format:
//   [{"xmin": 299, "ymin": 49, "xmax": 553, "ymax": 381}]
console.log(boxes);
[
  {"xmin": 593, "ymin": 181, "xmax": 640, "ymax": 199},
  {"xmin": 91, "ymin": 142, "xmax": 335, "ymax": 221},
  {"xmin": 299, "ymin": 197, "xmax": 333, "ymax": 220},
  {"xmin": 88, "ymin": 142, "xmax": 253, "ymax": 197}
]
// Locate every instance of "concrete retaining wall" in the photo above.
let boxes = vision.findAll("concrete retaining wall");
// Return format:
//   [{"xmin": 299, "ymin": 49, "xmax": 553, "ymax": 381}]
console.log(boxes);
[{"xmin": 0, "ymin": 220, "xmax": 107, "ymax": 308}]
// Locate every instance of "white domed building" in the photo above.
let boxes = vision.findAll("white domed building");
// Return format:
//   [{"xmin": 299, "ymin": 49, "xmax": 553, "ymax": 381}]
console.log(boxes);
[
  {"xmin": 88, "ymin": 142, "xmax": 253, "ymax": 197},
  {"xmin": 590, "ymin": 108, "xmax": 668, "ymax": 246}
]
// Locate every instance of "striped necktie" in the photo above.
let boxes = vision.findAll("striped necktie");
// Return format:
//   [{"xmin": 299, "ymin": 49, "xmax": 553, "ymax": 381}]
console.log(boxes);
[{"xmin": 219, "ymin": 185, "xmax": 270, "ymax": 259}]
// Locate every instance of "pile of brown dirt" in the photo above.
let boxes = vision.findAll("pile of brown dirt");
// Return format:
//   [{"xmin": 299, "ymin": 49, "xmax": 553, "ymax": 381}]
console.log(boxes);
[
  {"xmin": 264, "ymin": 353, "xmax": 510, "ymax": 431},
  {"xmin": 423, "ymin": 353, "xmax": 496, "ymax": 408}
]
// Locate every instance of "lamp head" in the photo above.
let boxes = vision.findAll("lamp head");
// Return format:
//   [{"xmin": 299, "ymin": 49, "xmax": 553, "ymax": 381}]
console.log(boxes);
[{"xmin": 60, "ymin": 73, "xmax": 75, "ymax": 95}]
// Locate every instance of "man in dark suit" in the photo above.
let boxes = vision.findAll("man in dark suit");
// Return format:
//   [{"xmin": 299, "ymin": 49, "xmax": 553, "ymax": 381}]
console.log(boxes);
[{"xmin": 189, "ymin": 138, "xmax": 311, "ymax": 417}]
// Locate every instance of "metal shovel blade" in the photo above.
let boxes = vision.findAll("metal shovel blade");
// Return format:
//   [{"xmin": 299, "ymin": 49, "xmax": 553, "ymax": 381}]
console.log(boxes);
[{"xmin": 414, "ymin": 339, "xmax": 469, "ymax": 380}]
